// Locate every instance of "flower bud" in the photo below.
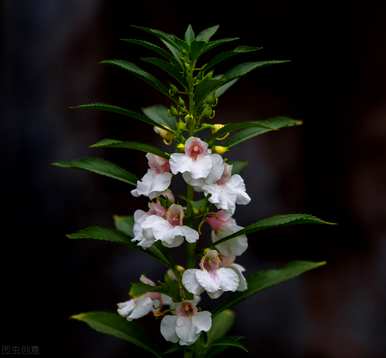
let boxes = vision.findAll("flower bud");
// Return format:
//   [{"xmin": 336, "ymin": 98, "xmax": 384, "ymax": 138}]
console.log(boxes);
[
  {"xmin": 211, "ymin": 124, "xmax": 224, "ymax": 134},
  {"xmin": 177, "ymin": 121, "xmax": 186, "ymax": 131},
  {"xmin": 212, "ymin": 145, "xmax": 229, "ymax": 154},
  {"xmin": 169, "ymin": 105, "xmax": 179, "ymax": 116},
  {"xmin": 206, "ymin": 92, "xmax": 217, "ymax": 106},
  {"xmin": 201, "ymin": 105, "xmax": 213, "ymax": 119},
  {"xmin": 178, "ymin": 97, "xmax": 185, "ymax": 107},
  {"xmin": 176, "ymin": 143, "xmax": 185, "ymax": 152},
  {"xmin": 175, "ymin": 265, "xmax": 185, "ymax": 273}
]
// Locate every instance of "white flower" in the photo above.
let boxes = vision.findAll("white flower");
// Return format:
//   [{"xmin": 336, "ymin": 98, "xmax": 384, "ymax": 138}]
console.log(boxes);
[
  {"xmin": 131, "ymin": 153, "xmax": 172, "ymax": 199},
  {"xmin": 133, "ymin": 204, "xmax": 199, "ymax": 249},
  {"xmin": 132, "ymin": 201, "xmax": 166, "ymax": 248},
  {"xmin": 170, "ymin": 137, "xmax": 224, "ymax": 182},
  {"xmin": 182, "ymin": 250, "xmax": 247, "ymax": 299},
  {"xmin": 160, "ymin": 299, "xmax": 212, "ymax": 346},
  {"xmin": 202, "ymin": 163, "xmax": 251, "ymax": 214},
  {"xmin": 207, "ymin": 210, "xmax": 248, "ymax": 256},
  {"xmin": 117, "ymin": 276, "xmax": 172, "ymax": 321}
]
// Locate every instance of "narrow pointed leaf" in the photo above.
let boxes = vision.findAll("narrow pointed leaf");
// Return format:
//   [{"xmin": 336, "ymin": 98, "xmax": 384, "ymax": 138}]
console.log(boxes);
[
  {"xmin": 52, "ymin": 157, "xmax": 137, "ymax": 185},
  {"xmin": 201, "ymin": 37, "xmax": 240, "ymax": 53},
  {"xmin": 67, "ymin": 226, "xmax": 135, "ymax": 246},
  {"xmin": 214, "ymin": 261, "xmax": 326, "ymax": 314},
  {"xmin": 196, "ymin": 25, "xmax": 220, "ymax": 42},
  {"xmin": 195, "ymin": 78, "xmax": 224, "ymax": 104},
  {"xmin": 142, "ymin": 105, "xmax": 177, "ymax": 131},
  {"xmin": 120, "ymin": 38, "xmax": 171, "ymax": 59},
  {"xmin": 141, "ymin": 57, "xmax": 186, "ymax": 88},
  {"xmin": 184, "ymin": 24, "xmax": 195, "ymax": 45},
  {"xmin": 113, "ymin": 215, "xmax": 134, "ymax": 236},
  {"xmin": 224, "ymin": 60, "xmax": 290, "ymax": 81},
  {"xmin": 131, "ymin": 25, "xmax": 186, "ymax": 65},
  {"xmin": 205, "ymin": 46, "xmax": 263, "ymax": 71},
  {"xmin": 71, "ymin": 103, "xmax": 171, "ymax": 130},
  {"xmin": 220, "ymin": 117, "xmax": 303, "ymax": 147},
  {"xmin": 71, "ymin": 311, "xmax": 161, "ymax": 357},
  {"xmin": 215, "ymin": 78, "xmax": 238, "ymax": 97},
  {"xmin": 129, "ymin": 282, "xmax": 156, "ymax": 297},
  {"xmin": 215, "ymin": 214, "xmax": 336, "ymax": 247},
  {"xmin": 90, "ymin": 139, "xmax": 169, "ymax": 158},
  {"xmin": 100, "ymin": 59, "xmax": 170, "ymax": 97},
  {"xmin": 207, "ymin": 310, "xmax": 235, "ymax": 345}
]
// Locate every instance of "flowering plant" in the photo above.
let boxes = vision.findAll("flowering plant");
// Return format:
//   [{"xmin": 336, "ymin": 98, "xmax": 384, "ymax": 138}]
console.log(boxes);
[{"xmin": 55, "ymin": 25, "xmax": 334, "ymax": 357}]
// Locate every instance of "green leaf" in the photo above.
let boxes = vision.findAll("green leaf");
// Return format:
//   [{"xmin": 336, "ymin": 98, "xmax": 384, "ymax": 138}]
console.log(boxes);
[
  {"xmin": 113, "ymin": 215, "xmax": 134, "ymax": 236},
  {"xmin": 200, "ymin": 38, "xmax": 240, "ymax": 57},
  {"xmin": 195, "ymin": 78, "xmax": 224, "ymax": 105},
  {"xmin": 142, "ymin": 105, "xmax": 177, "ymax": 131},
  {"xmin": 215, "ymin": 78, "xmax": 238, "ymax": 97},
  {"xmin": 131, "ymin": 25, "xmax": 186, "ymax": 65},
  {"xmin": 215, "ymin": 261, "xmax": 326, "ymax": 314},
  {"xmin": 214, "ymin": 213, "xmax": 336, "ymax": 247},
  {"xmin": 220, "ymin": 117, "xmax": 303, "ymax": 147},
  {"xmin": 100, "ymin": 59, "xmax": 170, "ymax": 97},
  {"xmin": 71, "ymin": 311, "xmax": 161, "ymax": 357},
  {"xmin": 71, "ymin": 103, "xmax": 173, "ymax": 132},
  {"xmin": 207, "ymin": 337, "xmax": 248, "ymax": 357},
  {"xmin": 184, "ymin": 24, "xmax": 195, "ymax": 45},
  {"xmin": 223, "ymin": 60, "xmax": 290, "ymax": 81},
  {"xmin": 67, "ymin": 226, "xmax": 134, "ymax": 246},
  {"xmin": 120, "ymin": 38, "xmax": 171, "ymax": 60},
  {"xmin": 141, "ymin": 57, "xmax": 186, "ymax": 88},
  {"xmin": 52, "ymin": 157, "xmax": 137, "ymax": 185},
  {"xmin": 230, "ymin": 160, "xmax": 248, "ymax": 174},
  {"xmin": 196, "ymin": 25, "xmax": 220, "ymax": 42},
  {"xmin": 90, "ymin": 138, "xmax": 169, "ymax": 158},
  {"xmin": 205, "ymin": 46, "xmax": 263, "ymax": 71},
  {"xmin": 129, "ymin": 282, "xmax": 156, "ymax": 297},
  {"xmin": 207, "ymin": 310, "xmax": 235, "ymax": 345}
]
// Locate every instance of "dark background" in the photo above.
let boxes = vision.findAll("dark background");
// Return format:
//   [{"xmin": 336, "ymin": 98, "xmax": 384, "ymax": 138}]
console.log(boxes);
[{"xmin": 2, "ymin": 1, "xmax": 386, "ymax": 357}]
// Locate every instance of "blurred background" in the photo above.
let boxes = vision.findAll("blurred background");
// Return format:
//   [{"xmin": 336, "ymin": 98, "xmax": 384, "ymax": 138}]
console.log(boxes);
[{"xmin": 2, "ymin": 0, "xmax": 386, "ymax": 357}]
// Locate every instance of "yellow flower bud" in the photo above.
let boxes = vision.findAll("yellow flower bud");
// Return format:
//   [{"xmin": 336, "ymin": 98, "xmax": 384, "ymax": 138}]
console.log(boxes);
[
  {"xmin": 176, "ymin": 143, "xmax": 185, "ymax": 152},
  {"xmin": 212, "ymin": 145, "xmax": 229, "ymax": 154},
  {"xmin": 211, "ymin": 124, "xmax": 225, "ymax": 134}
]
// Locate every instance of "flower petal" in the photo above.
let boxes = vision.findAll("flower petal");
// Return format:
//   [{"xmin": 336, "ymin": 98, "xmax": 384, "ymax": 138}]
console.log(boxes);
[
  {"xmin": 170, "ymin": 153, "xmax": 193, "ymax": 175},
  {"xmin": 192, "ymin": 311, "xmax": 212, "ymax": 333},
  {"xmin": 127, "ymin": 296, "xmax": 154, "ymax": 320},
  {"xmin": 188, "ymin": 155, "xmax": 213, "ymax": 179},
  {"xmin": 217, "ymin": 267, "xmax": 239, "ymax": 292},
  {"xmin": 176, "ymin": 316, "xmax": 198, "ymax": 345},
  {"xmin": 117, "ymin": 299, "xmax": 135, "ymax": 317},
  {"xmin": 212, "ymin": 221, "xmax": 248, "ymax": 257},
  {"xmin": 195, "ymin": 270, "xmax": 220, "ymax": 293},
  {"xmin": 160, "ymin": 315, "xmax": 178, "ymax": 343},
  {"xmin": 230, "ymin": 263, "xmax": 248, "ymax": 291},
  {"xmin": 182, "ymin": 269, "xmax": 204, "ymax": 295},
  {"xmin": 227, "ymin": 174, "xmax": 251, "ymax": 205}
]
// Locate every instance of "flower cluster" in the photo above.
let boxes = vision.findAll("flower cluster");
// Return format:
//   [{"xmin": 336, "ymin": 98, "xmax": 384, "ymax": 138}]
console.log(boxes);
[{"xmin": 117, "ymin": 137, "xmax": 250, "ymax": 345}]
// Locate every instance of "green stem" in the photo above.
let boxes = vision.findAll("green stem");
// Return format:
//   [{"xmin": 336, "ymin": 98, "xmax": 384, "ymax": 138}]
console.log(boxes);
[{"xmin": 184, "ymin": 350, "xmax": 193, "ymax": 358}]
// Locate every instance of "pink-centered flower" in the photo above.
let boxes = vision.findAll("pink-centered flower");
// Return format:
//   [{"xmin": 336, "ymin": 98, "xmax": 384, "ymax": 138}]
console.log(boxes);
[
  {"xmin": 170, "ymin": 137, "xmax": 224, "ymax": 183},
  {"xmin": 117, "ymin": 275, "xmax": 172, "ymax": 321},
  {"xmin": 133, "ymin": 203, "xmax": 199, "ymax": 249},
  {"xmin": 160, "ymin": 298, "xmax": 212, "ymax": 346},
  {"xmin": 182, "ymin": 250, "xmax": 247, "ymax": 299},
  {"xmin": 202, "ymin": 163, "xmax": 251, "ymax": 214},
  {"xmin": 131, "ymin": 153, "xmax": 172, "ymax": 199},
  {"xmin": 207, "ymin": 210, "xmax": 248, "ymax": 257}
]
